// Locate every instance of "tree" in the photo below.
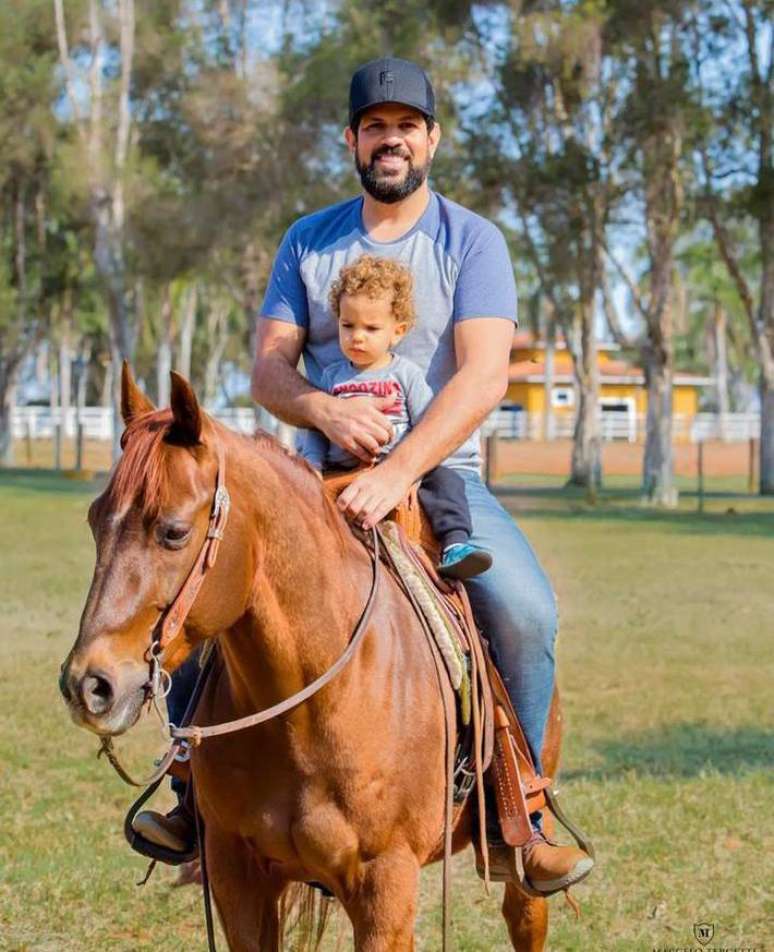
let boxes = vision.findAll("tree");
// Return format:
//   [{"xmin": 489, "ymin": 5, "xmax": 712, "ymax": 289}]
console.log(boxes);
[
  {"xmin": 54, "ymin": 0, "xmax": 139, "ymax": 454},
  {"xmin": 0, "ymin": 0, "xmax": 61, "ymax": 463},
  {"xmin": 692, "ymin": 0, "xmax": 774, "ymax": 492},
  {"xmin": 470, "ymin": 1, "xmax": 617, "ymax": 489}
]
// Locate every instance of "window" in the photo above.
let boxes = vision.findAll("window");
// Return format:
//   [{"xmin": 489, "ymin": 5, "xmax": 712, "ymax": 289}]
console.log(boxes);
[{"xmin": 551, "ymin": 387, "xmax": 575, "ymax": 408}]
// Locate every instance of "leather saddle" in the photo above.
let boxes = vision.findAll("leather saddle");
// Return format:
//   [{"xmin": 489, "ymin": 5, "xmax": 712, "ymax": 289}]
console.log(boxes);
[{"xmin": 323, "ymin": 468, "xmax": 552, "ymax": 849}]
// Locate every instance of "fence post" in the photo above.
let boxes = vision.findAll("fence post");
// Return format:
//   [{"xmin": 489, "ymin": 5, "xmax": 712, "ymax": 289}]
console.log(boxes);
[
  {"xmin": 54, "ymin": 423, "xmax": 62, "ymax": 471},
  {"xmin": 25, "ymin": 418, "xmax": 33, "ymax": 465},
  {"xmin": 748, "ymin": 437, "xmax": 757, "ymax": 494},
  {"xmin": 75, "ymin": 423, "xmax": 84, "ymax": 472}
]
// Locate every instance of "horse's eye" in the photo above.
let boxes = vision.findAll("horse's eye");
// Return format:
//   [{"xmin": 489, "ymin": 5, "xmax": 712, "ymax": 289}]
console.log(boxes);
[{"xmin": 157, "ymin": 524, "xmax": 192, "ymax": 550}]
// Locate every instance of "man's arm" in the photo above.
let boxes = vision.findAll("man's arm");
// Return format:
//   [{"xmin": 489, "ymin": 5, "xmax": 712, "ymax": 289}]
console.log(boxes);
[
  {"xmin": 337, "ymin": 317, "xmax": 514, "ymax": 526},
  {"xmin": 251, "ymin": 319, "xmax": 395, "ymax": 462}
]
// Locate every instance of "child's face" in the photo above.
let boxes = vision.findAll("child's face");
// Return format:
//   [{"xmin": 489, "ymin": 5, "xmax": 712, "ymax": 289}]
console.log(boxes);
[{"xmin": 338, "ymin": 293, "xmax": 408, "ymax": 368}]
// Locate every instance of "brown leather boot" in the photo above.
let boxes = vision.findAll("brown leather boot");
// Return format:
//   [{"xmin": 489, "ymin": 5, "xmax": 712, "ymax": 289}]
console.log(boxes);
[
  {"xmin": 132, "ymin": 804, "xmax": 197, "ymax": 856},
  {"xmin": 522, "ymin": 829, "xmax": 593, "ymax": 894},
  {"xmin": 476, "ymin": 832, "xmax": 593, "ymax": 893}
]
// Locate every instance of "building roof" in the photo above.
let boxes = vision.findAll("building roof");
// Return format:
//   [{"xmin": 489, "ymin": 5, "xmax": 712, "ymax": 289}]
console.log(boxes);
[
  {"xmin": 508, "ymin": 357, "xmax": 713, "ymax": 387},
  {"xmin": 511, "ymin": 330, "xmax": 620, "ymax": 352}
]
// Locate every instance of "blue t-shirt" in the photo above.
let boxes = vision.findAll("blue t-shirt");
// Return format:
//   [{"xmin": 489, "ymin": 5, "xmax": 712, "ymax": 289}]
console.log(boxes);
[{"xmin": 261, "ymin": 190, "xmax": 517, "ymax": 471}]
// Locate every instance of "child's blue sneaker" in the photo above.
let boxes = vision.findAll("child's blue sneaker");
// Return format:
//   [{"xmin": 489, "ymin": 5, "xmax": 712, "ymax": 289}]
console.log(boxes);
[{"xmin": 439, "ymin": 542, "xmax": 493, "ymax": 580}]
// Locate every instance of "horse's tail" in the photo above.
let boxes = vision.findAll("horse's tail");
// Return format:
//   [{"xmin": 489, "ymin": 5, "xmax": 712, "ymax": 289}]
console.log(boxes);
[{"xmin": 280, "ymin": 883, "xmax": 337, "ymax": 952}]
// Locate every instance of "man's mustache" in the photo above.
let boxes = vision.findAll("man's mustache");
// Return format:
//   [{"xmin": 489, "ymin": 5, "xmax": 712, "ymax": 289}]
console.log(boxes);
[{"xmin": 370, "ymin": 146, "xmax": 411, "ymax": 164}]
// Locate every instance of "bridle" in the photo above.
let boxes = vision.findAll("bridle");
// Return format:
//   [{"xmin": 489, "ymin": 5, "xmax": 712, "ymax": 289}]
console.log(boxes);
[{"xmin": 98, "ymin": 437, "xmax": 380, "ymax": 785}]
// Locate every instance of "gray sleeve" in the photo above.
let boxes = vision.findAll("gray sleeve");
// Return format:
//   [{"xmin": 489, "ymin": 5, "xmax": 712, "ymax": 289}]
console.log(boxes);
[
  {"xmin": 299, "ymin": 364, "xmax": 332, "ymax": 469},
  {"xmin": 400, "ymin": 360, "xmax": 435, "ymax": 426}
]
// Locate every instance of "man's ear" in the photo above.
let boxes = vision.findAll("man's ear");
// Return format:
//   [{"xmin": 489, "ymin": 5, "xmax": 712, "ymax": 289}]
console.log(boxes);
[
  {"xmin": 120, "ymin": 361, "xmax": 155, "ymax": 425},
  {"xmin": 168, "ymin": 372, "xmax": 202, "ymax": 445},
  {"xmin": 429, "ymin": 121, "xmax": 441, "ymax": 160},
  {"xmin": 344, "ymin": 125, "xmax": 357, "ymax": 156}
]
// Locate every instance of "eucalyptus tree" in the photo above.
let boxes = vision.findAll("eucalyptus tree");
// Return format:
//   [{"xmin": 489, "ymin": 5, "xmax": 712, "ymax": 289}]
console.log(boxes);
[
  {"xmin": 0, "ymin": 0, "xmax": 62, "ymax": 463},
  {"xmin": 691, "ymin": 0, "xmax": 773, "ymax": 492},
  {"xmin": 595, "ymin": 0, "xmax": 699, "ymax": 506},
  {"xmin": 468, "ymin": 1, "xmax": 621, "ymax": 490}
]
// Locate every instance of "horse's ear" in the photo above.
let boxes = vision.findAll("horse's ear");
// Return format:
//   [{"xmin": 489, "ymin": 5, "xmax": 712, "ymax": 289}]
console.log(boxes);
[
  {"xmin": 169, "ymin": 371, "xmax": 202, "ymax": 445},
  {"xmin": 120, "ymin": 361, "xmax": 155, "ymax": 425}
]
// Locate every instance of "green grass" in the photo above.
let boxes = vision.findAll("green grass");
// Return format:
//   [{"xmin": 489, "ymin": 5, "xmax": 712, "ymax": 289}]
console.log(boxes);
[{"xmin": 0, "ymin": 471, "xmax": 772, "ymax": 951}]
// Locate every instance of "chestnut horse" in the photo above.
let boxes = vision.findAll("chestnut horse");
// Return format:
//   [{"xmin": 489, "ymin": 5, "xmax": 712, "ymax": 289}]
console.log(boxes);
[{"xmin": 60, "ymin": 367, "xmax": 560, "ymax": 951}]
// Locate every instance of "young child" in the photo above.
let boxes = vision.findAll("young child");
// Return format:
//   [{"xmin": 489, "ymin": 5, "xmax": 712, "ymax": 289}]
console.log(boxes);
[{"xmin": 302, "ymin": 254, "xmax": 492, "ymax": 580}]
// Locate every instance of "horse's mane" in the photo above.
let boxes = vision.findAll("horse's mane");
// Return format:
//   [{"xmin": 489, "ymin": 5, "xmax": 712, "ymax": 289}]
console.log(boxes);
[
  {"xmin": 104, "ymin": 410, "xmax": 350, "ymax": 545},
  {"xmin": 105, "ymin": 409, "xmax": 175, "ymax": 520}
]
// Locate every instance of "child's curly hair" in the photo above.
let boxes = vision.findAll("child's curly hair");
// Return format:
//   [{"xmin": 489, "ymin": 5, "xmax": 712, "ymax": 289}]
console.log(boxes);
[{"xmin": 329, "ymin": 254, "xmax": 416, "ymax": 330}]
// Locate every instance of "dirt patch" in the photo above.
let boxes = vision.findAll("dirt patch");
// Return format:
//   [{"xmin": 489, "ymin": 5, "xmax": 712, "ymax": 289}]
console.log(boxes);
[{"xmin": 492, "ymin": 438, "xmax": 755, "ymax": 478}]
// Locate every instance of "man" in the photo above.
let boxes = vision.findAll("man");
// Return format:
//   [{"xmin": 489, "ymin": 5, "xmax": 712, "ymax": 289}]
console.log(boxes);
[{"xmin": 137, "ymin": 57, "xmax": 593, "ymax": 895}]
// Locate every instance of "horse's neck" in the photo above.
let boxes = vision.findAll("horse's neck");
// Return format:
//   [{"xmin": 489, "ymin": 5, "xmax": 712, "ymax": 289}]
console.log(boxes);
[{"xmin": 219, "ymin": 445, "xmax": 370, "ymax": 714}]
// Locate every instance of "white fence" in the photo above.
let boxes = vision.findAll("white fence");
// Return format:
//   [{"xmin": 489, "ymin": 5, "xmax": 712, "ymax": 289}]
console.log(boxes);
[
  {"xmin": 12, "ymin": 405, "xmax": 762, "ymax": 444},
  {"xmin": 11, "ymin": 405, "xmax": 260, "ymax": 441},
  {"xmin": 483, "ymin": 409, "xmax": 761, "ymax": 443}
]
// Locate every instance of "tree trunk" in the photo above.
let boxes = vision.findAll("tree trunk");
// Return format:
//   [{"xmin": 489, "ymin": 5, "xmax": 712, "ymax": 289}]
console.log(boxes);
[
  {"xmin": 567, "ymin": 239, "xmax": 602, "ymax": 491},
  {"xmin": 542, "ymin": 311, "xmax": 556, "ymax": 441},
  {"xmin": 642, "ymin": 350, "xmax": 678, "ymax": 506},
  {"xmin": 0, "ymin": 378, "xmax": 16, "ymax": 466},
  {"xmin": 203, "ymin": 298, "xmax": 229, "ymax": 407},
  {"xmin": 156, "ymin": 286, "xmax": 174, "ymax": 407},
  {"xmin": 712, "ymin": 302, "xmax": 730, "ymax": 440},
  {"xmin": 569, "ymin": 383, "xmax": 601, "ymax": 492},
  {"xmin": 760, "ymin": 376, "xmax": 774, "ymax": 495},
  {"xmin": 177, "ymin": 284, "xmax": 197, "ymax": 381},
  {"xmin": 59, "ymin": 301, "xmax": 73, "ymax": 435}
]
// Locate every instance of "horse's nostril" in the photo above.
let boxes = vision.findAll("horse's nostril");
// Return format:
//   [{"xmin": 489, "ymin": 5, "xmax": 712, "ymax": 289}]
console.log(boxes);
[{"xmin": 80, "ymin": 671, "xmax": 115, "ymax": 715}]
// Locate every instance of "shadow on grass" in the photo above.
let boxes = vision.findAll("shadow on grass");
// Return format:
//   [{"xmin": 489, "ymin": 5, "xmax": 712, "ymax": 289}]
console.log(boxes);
[
  {"xmin": 563, "ymin": 722, "xmax": 773, "ymax": 780},
  {"xmin": 493, "ymin": 486, "xmax": 774, "ymax": 537},
  {"xmin": 0, "ymin": 470, "xmax": 106, "ymax": 496}
]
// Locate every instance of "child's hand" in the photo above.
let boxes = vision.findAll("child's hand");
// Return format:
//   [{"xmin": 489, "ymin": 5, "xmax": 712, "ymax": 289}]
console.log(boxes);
[{"xmin": 336, "ymin": 460, "xmax": 413, "ymax": 529}]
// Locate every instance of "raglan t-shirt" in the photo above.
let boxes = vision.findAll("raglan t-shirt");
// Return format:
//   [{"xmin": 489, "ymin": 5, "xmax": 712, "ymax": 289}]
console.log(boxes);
[
  {"xmin": 260, "ymin": 190, "xmax": 518, "ymax": 471},
  {"xmin": 302, "ymin": 354, "xmax": 434, "ymax": 470}
]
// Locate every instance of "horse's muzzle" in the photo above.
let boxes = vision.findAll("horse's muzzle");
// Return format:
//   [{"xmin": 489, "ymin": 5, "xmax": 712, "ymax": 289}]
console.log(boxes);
[
  {"xmin": 59, "ymin": 658, "xmax": 146, "ymax": 736},
  {"xmin": 61, "ymin": 666, "xmax": 115, "ymax": 715}
]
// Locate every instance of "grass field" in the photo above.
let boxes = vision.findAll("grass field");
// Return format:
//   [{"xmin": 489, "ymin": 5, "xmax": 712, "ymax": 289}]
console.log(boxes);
[{"xmin": 0, "ymin": 471, "xmax": 772, "ymax": 951}]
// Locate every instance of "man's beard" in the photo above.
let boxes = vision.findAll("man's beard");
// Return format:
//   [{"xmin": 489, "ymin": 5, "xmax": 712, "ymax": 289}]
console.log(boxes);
[{"xmin": 355, "ymin": 146, "xmax": 430, "ymax": 204}]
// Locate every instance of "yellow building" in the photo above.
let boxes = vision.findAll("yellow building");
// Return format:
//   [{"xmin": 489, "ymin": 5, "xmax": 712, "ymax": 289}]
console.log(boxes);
[{"xmin": 504, "ymin": 332, "xmax": 712, "ymax": 441}]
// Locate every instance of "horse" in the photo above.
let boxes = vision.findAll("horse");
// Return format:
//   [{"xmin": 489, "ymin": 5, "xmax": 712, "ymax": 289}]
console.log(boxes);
[{"xmin": 59, "ymin": 365, "xmax": 561, "ymax": 951}]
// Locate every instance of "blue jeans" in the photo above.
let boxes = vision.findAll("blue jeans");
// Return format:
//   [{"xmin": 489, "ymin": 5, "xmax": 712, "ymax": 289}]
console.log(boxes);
[
  {"xmin": 166, "ymin": 475, "xmax": 557, "ymax": 795},
  {"xmin": 459, "ymin": 471, "xmax": 557, "ymax": 776},
  {"xmin": 166, "ymin": 650, "xmax": 201, "ymax": 800}
]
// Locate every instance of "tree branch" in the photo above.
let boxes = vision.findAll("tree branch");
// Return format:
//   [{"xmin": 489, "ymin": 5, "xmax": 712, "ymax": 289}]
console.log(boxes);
[
  {"xmin": 114, "ymin": 0, "xmax": 134, "ymax": 172},
  {"xmin": 600, "ymin": 267, "xmax": 642, "ymax": 349},
  {"xmin": 52, "ymin": 0, "xmax": 87, "ymax": 141},
  {"xmin": 600, "ymin": 236, "xmax": 649, "ymax": 321}
]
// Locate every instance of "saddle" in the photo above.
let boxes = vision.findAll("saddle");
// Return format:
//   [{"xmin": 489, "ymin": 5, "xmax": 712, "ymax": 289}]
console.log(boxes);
[{"xmin": 322, "ymin": 469, "xmax": 552, "ymax": 856}]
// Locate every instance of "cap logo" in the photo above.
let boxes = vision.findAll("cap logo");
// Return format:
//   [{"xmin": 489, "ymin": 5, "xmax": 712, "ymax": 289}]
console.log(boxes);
[{"xmin": 380, "ymin": 70, "xmax": 394, "ymax": 97}]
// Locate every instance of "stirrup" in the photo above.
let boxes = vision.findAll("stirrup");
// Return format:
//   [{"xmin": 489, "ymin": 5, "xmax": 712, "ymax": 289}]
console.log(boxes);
[{"xmin": 124, "ymin": 777, "xmax": 199, "ymax": 867}]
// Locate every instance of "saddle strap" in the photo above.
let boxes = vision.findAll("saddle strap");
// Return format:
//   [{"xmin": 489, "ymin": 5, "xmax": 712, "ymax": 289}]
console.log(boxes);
[
  {"xmin": 376, "ymin": 524, "xmax": 457, "ymax": 952},
  {"xmin": 492, "ymin": 706, "xmax": 534, "ymax": 847}
]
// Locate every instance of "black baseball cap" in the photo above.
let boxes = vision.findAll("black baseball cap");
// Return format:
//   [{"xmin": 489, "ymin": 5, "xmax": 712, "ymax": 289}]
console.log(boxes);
[{"xmin": 349, "ymin": 57, "xmax": 435, "ymax": 126}]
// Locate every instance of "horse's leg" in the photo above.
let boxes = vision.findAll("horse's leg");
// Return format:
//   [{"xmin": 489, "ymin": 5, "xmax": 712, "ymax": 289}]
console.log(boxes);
[
  {"xmin": 206, "ymin": 831, "xmax": 284, "ymax": 952},
  {"xmin": 501, "ymin": 884, "xmax": 548, "ymax": 952},
  {"xmin": 346, "ymin": 849, "xmax": 420, "ymax": 952}
]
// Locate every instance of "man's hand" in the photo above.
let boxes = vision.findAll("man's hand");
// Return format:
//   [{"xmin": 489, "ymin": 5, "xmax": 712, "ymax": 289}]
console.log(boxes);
[
  {"xmin": 320, "ymin": 395, "xmax": 395, "ymax": 464},
  {"xmin": 336, "ymin": 460, "xmax": 414, "ymax": 530}
]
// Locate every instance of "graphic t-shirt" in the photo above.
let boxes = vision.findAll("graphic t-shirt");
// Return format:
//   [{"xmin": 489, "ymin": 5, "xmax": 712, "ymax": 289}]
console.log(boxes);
[
  {"xmin": 301, "ymin": 354, "xmax": 433, "ymax": 470},
  {"xmin": 261, "ymin": 190, "xmax": 518, "ymax": 471}
]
